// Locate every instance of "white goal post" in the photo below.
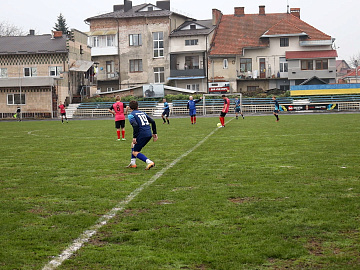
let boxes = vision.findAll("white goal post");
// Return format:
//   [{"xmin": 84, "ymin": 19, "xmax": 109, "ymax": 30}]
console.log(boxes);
[{"xmin": 202, "ymin": 93, "xmax": 242, "ymax": 116}]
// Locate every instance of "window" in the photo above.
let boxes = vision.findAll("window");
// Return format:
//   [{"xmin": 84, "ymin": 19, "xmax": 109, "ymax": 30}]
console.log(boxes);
[
  {"xmin": 24, "ymin": 67, "xmax": 37, "ymax": 77},
  {"xmin": 153, "ymin": 32, "xmax": 164, "ymax": 58},
  {"xmin": 301, "ymin": 60, "xmax": 313, "ymax": 70},
  {"xmin": 0, "ymin": 68, "xmax": 8, "ymax": 78},
  {"xmin": 185, "ymin": 39, "xmax": 198, "ymax": 46},
  {"xmin": 279, "ymin": 57, "xmax": 288, "ymax": 72},
  {"xmin": 154, "ymin": 67, "xmax": 165, "ymax": 83},
  {"xmin": 316, "ymin": 59, "xmax": 328, "ymax": 70},
  {"xmin": 7, "ymin": 94, "xmax": 25, "ymax": 105},
  {"xmin": 107, "ymin": 35, "xmax": 115, "ymax": 47},
  {"xmin": 129, "ymin": 34, "xmax": 142, "ymax": 46},
  {"xmin": 148, "ymin": 6, "xmax": 153, "ymax": 11},
  {"xmin": 185, "ymin": 56, "xmax": 199, "ymax": 69},
  {"xmin": 106, "ymin": 87, "xmax": 114, "ymax": 92},
  {"xmin": 280, "ymin": 85, "xmax": 290, "ymax": 91},
  {"xmin": 93, "ymin": 36, "xmax": 99, "ymax": 47},
  {"xmin": 106, "ymin": 61, "xmax": 115, "ymax": 73},
  {"xmin": 130, "ymin": 59, "xmax": 143, "ymax": 72},
  {"xmin": 49, "ymin": 66, "xmax": 63, "ymax": 76},
  {"xmin": 240, "ymin": 58, "xmax": 252, "ymax": 72},
  {"xmin": 223, "ymin": 59, "xmax": 229, "ymax": 69},
  {"xmin": 186, "ymin": 84, "xmax": 200, "ymax": 91},
  {"xmin": 280, "ymin": 38, "xmax": 289, "ymax": 47},
  {"xmin": 190, "ymin": 25, "xmax": 196, "ymax": 30},
  {"xmin": 247, "ymin": 86, "xmax": 258, "ymax": 92}
]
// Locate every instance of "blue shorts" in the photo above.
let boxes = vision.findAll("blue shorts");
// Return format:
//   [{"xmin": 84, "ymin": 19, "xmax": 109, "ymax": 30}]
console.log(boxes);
[
  {"xmin": 162, "ymin": 110, "xmax": 170, "ymax": 117},
  {"xmin": 189, "ymin": 109, "xmax": 196, "ymax": 116},
  {"xmin": 133, "ymin": 136, "xmax": 152, "ymax": 152},
  {"xmin": 235, "ymin": 107, "xmax": 240, "ymax": 113}
]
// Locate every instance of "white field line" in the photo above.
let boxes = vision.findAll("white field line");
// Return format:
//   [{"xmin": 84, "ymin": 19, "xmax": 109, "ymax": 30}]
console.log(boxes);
[{"xmin": 42, "ymin": 118, "xmax": 234, "ymax": 270}]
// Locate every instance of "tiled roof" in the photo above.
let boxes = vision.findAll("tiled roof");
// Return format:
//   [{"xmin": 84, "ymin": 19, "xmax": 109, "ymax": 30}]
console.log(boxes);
[
  {"xmin": 0, "ymin": 35, "xmax": 67, "ymax": 54},
  {"xmin": 342, "ymin": 67, "xmax": 360, "ymax": 78},
  {"xmin": 286, "ymin": 50, "xmax": 338, "ymax": 59},
  {"xmin": 170, "ymin": 20, "xmax": 216, "ymax": 37},
  {"xmin": 210, "ymin": 13, "xmax": 331, "ymax": 56},
  {"xmin": 86, "ymin": 4, "xmax": 188, "ymax": 21}
]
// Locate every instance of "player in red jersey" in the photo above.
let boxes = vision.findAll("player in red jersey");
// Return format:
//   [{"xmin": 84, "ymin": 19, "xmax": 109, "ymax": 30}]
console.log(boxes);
[
  {"xmin": 108, "ymin": 96, "xmax": 129, "ymax": 141},
  {"xmin": 58, "ymin": 103, "xmax": 68, "ymax": 123},
  {"xmin": 219, "ymin": 95, "xmax": 230, "ymax": 128}
]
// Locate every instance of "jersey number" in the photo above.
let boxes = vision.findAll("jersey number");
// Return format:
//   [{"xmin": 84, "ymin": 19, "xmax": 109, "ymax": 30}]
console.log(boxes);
[{"xmin": 138, "ymin": 114, "xmax": 149, "ymax": 126}]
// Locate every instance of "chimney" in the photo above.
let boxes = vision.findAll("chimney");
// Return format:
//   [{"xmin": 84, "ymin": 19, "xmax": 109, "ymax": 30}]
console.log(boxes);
[
  {"xmin": 29, "ymin": 29, "xmax": 35, "ymax": 35},
  {"xmin": 259, "ymin": 5, "xmax": 265, "ymax": 15},
  {"xmin": 290, "ymin": 8, "xmax": 300, "ymax": 19},
  {"xmin": 234, "ymin": 7, "xmax": 245, "ymax": 17},
  {"xmin": 113, "ymin": 5, "xmax": 124, "ymax": 12},
  {"xmin": 156, "ymin": 1, "xmax": 170, "ymax": 11},
  {"xmin": 53, "ymin": 31, "xmax": 63, "ymax": 38},
  {"xmin": 124, "ymin": 0, "xmax": 132, "ymax": 12},
  {"xmin": 212, "ymin": 9, "xmax": 223, "ymax": 26}
]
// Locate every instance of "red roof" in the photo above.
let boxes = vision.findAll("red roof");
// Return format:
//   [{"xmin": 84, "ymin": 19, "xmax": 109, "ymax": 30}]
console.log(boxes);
[
  {"xmin": 342, "ymin": 67, "xmax": 360, "ymax": 78},
  {"xmin": 286, "ymin": 50, "xmax": 338, "ymax": 59},
  {"xmin": 210, "ymin": 12, "xmax": 331, "ymax": 56}
]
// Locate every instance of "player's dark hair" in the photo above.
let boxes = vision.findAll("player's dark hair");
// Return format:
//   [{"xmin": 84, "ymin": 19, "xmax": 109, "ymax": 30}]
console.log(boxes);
[
  {"xmin": 222, "ymin": 95, "xmax": 226, "ymax": 97},
  {"xmin": 129, "ymin": 100, "xmax": 138, "ymax": 110}
]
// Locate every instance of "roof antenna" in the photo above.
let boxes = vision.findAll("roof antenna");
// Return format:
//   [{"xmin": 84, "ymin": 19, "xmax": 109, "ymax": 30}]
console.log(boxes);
[{"xmin": 287, "ymin": 0, "xmax": 290, "ymax": 13}]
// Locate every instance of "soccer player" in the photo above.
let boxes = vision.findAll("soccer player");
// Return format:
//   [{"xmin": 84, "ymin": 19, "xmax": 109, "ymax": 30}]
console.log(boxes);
[
  {"xmin": 14, "ymin": 107, "xmax": 21, "ymax": 122},
  {"xmin": 126, "ymin": 100, "xmax": 158, "ymax": 170},
  {"xmin": 187, "ymin": 96, "xmax": 202, "ymax": 124},
  {"xmin": 58, "ymin": 103, "xmax": 68, "ymax": 123},
  {"xmin": 162, "ymin": 98, "xmax": 170, "ymax": 124},
  {"xmin": 219, "ymin": 95, "xmax": 230, "ymax": 128},
  {"xmin": 234, "ymin": 97, "xmax": 244, "ymax": 120},
  {"xmin": 272, "ymin": 96, "xmax": 280, "ymax": 122},
  {"xmin": 108, "ymin": 95, "xmax": 129, "ymax": 141}
]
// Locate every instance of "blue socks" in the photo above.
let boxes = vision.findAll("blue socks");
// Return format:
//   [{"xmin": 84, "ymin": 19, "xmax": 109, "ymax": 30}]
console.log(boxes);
[{"xmin": 136, "ymin": 153, "xmax": 148, "ymax": 162}]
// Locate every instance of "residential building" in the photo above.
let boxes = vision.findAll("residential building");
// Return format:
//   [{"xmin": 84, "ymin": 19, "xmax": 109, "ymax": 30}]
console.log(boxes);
[
  {"xmin": 0, "ymin": 29, "xmax": 94, "ymax": 118},
  {"xmin": 168, "ymin": 20, "xmax": 216, "ymax": 92},
  {"xmin": 85, "ymin": 0, "xmax": 191, "ymax": 93},
  {"xmin": 209, "ymin": 6, "xmax": 337, "ymax": 94},
  {"xmin": 336, "ymin": 60, "xmax": 351, "ymax": 83},
  {"xmin": 341, "ymin": 66, "xmax": 360, "ymax": 84}
]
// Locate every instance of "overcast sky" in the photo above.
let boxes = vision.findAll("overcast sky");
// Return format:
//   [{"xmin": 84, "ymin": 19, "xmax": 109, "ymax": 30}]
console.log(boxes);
[{"xmin": 1, "ymin": 0, "xmax": 359, "ymax": 62}]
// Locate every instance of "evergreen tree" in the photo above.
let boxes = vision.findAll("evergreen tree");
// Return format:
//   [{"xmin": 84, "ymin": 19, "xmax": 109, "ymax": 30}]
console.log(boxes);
[{"xmin": 53, "ymin": 13, "xmax": 69, "ymax": 35}]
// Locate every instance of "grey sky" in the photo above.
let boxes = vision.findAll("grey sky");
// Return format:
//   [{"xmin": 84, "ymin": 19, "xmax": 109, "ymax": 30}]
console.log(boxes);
[{"xmin": 1, "ymin": 0, "xmax": 359, "ymax": 62}]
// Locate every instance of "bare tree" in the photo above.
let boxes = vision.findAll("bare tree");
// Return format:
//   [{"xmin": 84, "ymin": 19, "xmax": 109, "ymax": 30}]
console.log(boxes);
[
  {"xmin": 0, "ymin": 21, "xmax": 26, "ymax": 36},
  {"xmin": 349, "ymin": 52, "xmax": 360, "ymax": 67}
]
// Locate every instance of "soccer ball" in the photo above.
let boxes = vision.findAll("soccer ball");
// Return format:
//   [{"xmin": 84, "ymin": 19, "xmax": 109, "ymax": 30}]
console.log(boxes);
[{"xmin": 217, "ymin": 123, "xmax": 222, "ymax": 127}]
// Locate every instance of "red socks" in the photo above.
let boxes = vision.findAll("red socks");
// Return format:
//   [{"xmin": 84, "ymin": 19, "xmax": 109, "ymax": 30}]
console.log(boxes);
[
  {"xmin": 117, "ymin": 130, "xmax": 121, "ymax": 139},
  {"xmin": 122, "ymin": 130, "xmax": 125, "ymax": 139},
  {"xmin": 219, "ymin": 117, "xmax": 225, "ymax": 126}
]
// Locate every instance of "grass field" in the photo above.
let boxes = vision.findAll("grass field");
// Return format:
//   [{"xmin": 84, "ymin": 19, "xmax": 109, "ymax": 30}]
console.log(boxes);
[{"xmin": 0, "ymin": 113, "xmax": 360, "ymax": 270}]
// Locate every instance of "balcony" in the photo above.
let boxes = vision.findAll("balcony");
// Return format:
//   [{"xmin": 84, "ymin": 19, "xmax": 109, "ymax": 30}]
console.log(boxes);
[
  {"xmin": 97, "ymin": 72, "xmax": 119, "ymax": 81},
  {"xmin": 170, "ymin": 68, "xmax": 206, "ymax": 78}
]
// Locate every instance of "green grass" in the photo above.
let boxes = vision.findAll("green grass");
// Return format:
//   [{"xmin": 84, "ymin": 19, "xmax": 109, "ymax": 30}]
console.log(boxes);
[{"xmin": 0, "ymin": 114, "xmax": 359, "ymax": 269}]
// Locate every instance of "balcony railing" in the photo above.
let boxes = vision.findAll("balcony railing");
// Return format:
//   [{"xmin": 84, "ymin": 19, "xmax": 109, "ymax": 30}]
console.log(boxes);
[
  {"xmin": 96, "ymin": 73, "xmax": 119, "ymax": 81},
  {"xmin": 170, "ymin": 68, "xmax": 206, "ymax": 77}
]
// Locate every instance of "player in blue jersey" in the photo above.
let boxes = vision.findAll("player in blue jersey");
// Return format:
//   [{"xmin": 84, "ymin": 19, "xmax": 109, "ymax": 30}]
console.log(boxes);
[
  {"xmin": 162, "ymin": 98, "xmax": 170, "ymax": 124},
  {"xmin": 126, "ymin": 100, "xmax": 158, "ymax": 170},
  {"xmin": 272, "ymin": 96, "xmax": 280, "ymax": 122},
  {"xmin": 234, "ymin": 97, "xmax": 244, "ymax": 120},
  {"xmin": 187, "ymin": 96, "xmax": 202, "ymax": 124}
]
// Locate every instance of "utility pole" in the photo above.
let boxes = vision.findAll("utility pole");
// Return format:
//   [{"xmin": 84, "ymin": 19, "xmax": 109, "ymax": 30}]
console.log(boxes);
[{"xmin": 355, "ymin": 60, "xmax": 358, "ymax": 84}]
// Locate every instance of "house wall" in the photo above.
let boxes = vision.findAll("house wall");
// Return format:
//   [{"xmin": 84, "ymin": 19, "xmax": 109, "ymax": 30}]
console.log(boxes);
[
  {"xmin": 209, "ymin": 36, "xmax": 335, "ymax": 93},
  {"xmin": 0, "ymin": 88, "xmax": 52, "ymax": 114}
]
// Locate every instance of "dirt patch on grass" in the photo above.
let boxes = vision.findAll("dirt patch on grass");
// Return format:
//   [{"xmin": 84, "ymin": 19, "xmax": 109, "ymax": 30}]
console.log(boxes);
[
  {"xmin": 156, "ymin": 200, "xmax": 174, "ymax": 205},
  {"xmin": 229, "ymin": 197, "xmax": 259, "ymax": 204}
]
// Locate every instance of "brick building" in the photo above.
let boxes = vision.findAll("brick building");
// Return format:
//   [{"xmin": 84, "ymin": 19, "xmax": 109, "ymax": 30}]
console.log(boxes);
[
  {"xmin": 0, "ymin": 29, "xmax": 94, "ymax": 118},
  {"xmin": 85, "ymin": 0, "xmax": 191, "ymax": 92}
]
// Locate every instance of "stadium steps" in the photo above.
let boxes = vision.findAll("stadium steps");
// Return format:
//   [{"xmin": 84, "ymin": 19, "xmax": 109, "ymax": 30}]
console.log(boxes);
[
  {"xmin": 153, "ymin": 103, "xmax": 172, "ymax": 117},
  {"xmin": 65, "ymin": 104, "xmax": 80, "ymax": 119}
]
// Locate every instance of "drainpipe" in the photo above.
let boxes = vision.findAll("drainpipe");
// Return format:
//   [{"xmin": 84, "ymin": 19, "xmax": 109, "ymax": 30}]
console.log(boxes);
[{"xmin": 116, "ymin": 19, "xmax": 122, "ymax": 90}]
